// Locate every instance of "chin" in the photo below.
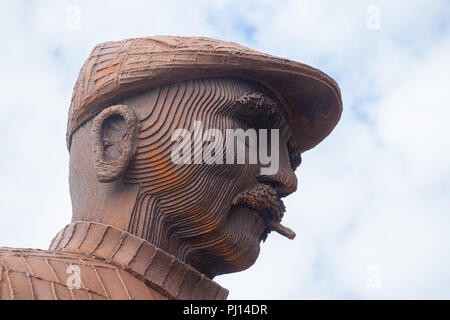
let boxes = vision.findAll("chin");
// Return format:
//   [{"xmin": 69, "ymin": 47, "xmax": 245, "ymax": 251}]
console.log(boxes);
[
  {"xmin": 192, "ymin": 239, "xmax": 262, "ymax": 279},
  {"xmin": 185, "ymin": 206, "xmax": 265, "ymax": 278},
  {"xmin": 220, "ymin": 206, "xmax": 266, "ymax": 273}
]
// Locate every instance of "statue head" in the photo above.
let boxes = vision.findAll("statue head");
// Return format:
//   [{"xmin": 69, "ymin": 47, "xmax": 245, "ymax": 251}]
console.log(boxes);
[{"xmin": 66, "ymin": 36, "xmax": 342, "ymax": 278}]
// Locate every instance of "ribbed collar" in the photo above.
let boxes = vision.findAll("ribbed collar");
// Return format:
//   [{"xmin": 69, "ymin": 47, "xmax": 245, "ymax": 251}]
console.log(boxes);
[{"xmin": 49, "ymin": 221, "xmax": 228, "ymax": 300}]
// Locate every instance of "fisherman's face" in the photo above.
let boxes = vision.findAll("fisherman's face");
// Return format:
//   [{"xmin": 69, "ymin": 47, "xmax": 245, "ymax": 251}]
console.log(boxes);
[{"xmin": 124, "ymin": 77, "xmax": 298, "ymax": 277}]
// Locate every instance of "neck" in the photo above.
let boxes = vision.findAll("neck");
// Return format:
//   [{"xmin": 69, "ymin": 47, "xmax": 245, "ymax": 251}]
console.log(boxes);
[
  {"xmin": 127, "ymin": 188, "xmax": 184, "ymax": 257},
  {"xmin": 50, "ymin": 220, "xmax": 228, "ymax": 299},
  {"xmin": 72, "ymin": 185, "xmax": 212, "ymax": 278}
]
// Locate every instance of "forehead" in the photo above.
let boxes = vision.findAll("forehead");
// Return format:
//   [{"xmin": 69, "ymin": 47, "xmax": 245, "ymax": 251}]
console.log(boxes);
[{"xmin": 121, "ymin": 77, "xmax": 289, "ymax": 123}]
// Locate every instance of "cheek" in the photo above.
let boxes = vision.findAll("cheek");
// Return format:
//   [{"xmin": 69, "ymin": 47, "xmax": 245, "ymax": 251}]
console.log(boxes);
[
  {"xmin": 157, "ymin": 163, "xmax": 258, "ymax": 231},
  {"xmin": 184, "ymin": 163, "xmax": 256, "ymax": 210}
]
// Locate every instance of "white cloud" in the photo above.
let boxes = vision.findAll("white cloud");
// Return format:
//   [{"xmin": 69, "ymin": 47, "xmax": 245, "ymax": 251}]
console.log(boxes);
[{"xmin": 0, "ymin": 0, "xmax": 449, "ymax": 299}]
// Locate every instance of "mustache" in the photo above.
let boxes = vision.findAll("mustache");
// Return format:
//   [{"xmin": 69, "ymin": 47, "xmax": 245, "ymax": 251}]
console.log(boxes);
[{"xmin": 231, "ymin": 184, "xmax": 296, "ymax": 241}]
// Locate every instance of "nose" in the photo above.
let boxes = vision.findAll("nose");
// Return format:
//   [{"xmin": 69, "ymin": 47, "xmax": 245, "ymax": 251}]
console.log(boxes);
[{"xmin": 257, "ymin": 164, "xmax": 297, "ymax": 197}]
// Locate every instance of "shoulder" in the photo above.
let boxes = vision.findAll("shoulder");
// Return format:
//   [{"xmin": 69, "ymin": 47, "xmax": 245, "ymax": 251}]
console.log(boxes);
[
  {"xmin": 0, "ymin": 247, "xmax": 163, "ymax": 300},
  {"xmin": 0, "ymin": 246, "xmax": 86, "ymax": 299}
]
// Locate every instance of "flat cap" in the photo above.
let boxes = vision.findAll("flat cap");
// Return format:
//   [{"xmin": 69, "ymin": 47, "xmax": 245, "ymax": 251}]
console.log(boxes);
[{"xmin": 67, "ymin": 36, "xmax": 342, "ymax": 152}]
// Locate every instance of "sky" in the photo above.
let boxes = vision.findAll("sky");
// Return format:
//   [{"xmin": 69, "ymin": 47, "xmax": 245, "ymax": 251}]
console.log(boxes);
[{"xmin": 0, "ymin": 0, "xmax": 449, "ymax": 299}]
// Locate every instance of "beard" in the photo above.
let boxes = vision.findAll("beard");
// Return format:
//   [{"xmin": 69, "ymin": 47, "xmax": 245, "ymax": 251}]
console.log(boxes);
[
  {"xmin": 181, "ymin": 204, "xmax": 266, "ymax": 278},
  {"xmin": 126, "ymin": 185, "xmax": 268, "ymax": 278}
]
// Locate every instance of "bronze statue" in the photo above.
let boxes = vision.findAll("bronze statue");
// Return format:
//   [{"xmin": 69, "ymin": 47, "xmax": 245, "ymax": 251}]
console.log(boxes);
[{"xmin": 0, "ymin": 36, "xmax": 342, "ymax": 299}]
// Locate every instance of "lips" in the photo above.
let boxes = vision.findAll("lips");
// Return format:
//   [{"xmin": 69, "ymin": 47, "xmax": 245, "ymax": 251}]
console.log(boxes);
[{"xmin": 231, "ymin": 184, "xmax": 296, "ymax": 241}]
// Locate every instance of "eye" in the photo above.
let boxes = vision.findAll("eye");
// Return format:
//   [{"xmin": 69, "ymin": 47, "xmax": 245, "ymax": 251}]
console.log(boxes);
[
  {"xmin": 235, "ymin": 92, "xmax": 284, "ymax": 130},
  {"xmin": 235, "ymin": 111, "xmax": 282, "ymax": 131},
  {"xmin": 288, "ymin": 137, "xmax": 302, "ymax": 170},
  {"xmin": 237, "ymin": 118, "xmax": 253, "ymax": 130}
]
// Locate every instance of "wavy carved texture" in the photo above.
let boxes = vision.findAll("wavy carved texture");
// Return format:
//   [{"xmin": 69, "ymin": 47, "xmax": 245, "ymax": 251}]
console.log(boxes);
[{"xmin": 121, "ymin": 77, "xmax": 290, "ymax": 278}]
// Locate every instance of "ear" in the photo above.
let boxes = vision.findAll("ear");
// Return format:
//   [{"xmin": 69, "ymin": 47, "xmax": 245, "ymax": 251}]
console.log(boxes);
[{"xmin": 92, "ymin": 104, "xmax": 138, "ymax": 182}]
